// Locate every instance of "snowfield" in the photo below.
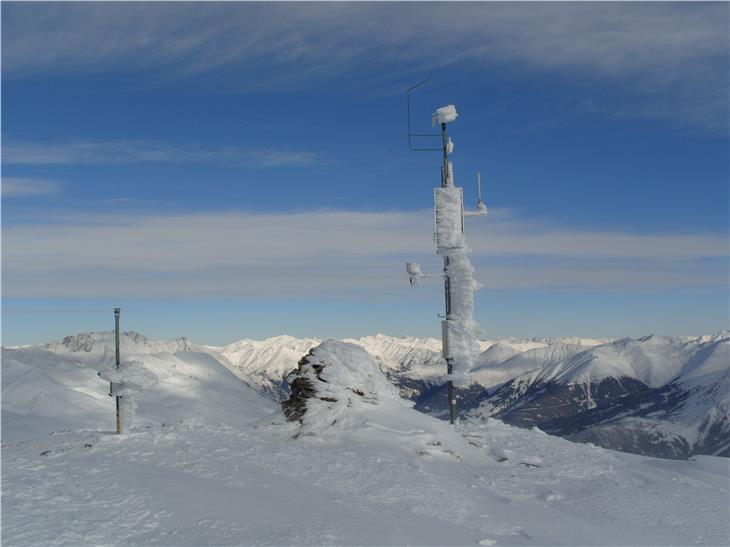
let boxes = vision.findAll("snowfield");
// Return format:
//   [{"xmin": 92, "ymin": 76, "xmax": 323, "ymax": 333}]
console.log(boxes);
[{"xmin": 2, "ymin": 332, "xmax": 729, "ymax": 546}]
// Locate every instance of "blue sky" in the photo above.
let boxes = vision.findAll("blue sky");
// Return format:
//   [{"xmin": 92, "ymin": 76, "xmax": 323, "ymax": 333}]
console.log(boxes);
[{"xmin": 2, "ymin": 2, "xmax": 728, "ymax": 345}]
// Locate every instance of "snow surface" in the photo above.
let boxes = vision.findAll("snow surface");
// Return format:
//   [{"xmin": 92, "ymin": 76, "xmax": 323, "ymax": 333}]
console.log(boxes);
[{"xmin": 2, "ymin": 335, "xmax": 729, "ymax": 546}]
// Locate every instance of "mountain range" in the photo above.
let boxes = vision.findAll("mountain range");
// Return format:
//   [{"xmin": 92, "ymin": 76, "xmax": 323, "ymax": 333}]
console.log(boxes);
[{"xmin": 3, "ymin": 330, "xmax": 727, "ymax": 459}]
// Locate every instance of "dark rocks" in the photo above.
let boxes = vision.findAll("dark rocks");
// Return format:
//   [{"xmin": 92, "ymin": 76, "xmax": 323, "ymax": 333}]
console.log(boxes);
[{"xmin": 281, "ymin": 353, "xmax": 320, "ymax": 422}]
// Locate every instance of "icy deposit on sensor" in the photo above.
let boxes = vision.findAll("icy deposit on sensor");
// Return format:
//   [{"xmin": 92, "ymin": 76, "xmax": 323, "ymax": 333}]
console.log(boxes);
[
  {"xmin": 435, "ymin": 186, "xmax": 481, "ymax": 386},
  {"xmin": 433, "ymin": 104, "xmax": 458, "ymax": 125}
]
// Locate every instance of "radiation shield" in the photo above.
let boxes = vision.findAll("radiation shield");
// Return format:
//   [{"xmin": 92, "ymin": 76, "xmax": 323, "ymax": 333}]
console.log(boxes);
[{"xmin": 434, "ymin": 186, "xmax": 465, "ymax": 250}]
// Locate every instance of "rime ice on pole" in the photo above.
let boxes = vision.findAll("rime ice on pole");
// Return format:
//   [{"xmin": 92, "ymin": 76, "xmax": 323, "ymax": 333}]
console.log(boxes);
[
  {"xmin": 434, "ymin": 169, "xmax": 482, "ymax": 387},
  {"xmin": 99, "ymin": 360, "xmax": 157, "ymax": 433},
  {"xmin": 406, "ymin": 100, "xmax": 487, "ymax": 419}
]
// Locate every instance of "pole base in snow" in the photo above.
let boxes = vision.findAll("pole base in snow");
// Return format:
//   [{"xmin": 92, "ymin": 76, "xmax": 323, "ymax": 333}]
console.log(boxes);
[
  {"xmin": 115, "ymin": 396, "xmax": 121, "ymax": 434},
  {"xmin": 447, "ymin": 380, "xmax": 456, "ymax": 425}
]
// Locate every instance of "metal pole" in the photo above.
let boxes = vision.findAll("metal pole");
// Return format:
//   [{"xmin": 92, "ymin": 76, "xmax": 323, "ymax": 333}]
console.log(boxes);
[
  {"xmin": 114, "ymin": 307, "xmax": 121, "ymax": 434},
  {"xmin": 439, "ymin": 121, "xmax": 457, "ymax": 425},
  {"xmin": 444, "ymin": 259, "xmax": 455, "ymax": 424},
  {"xmin": 441, "ymin": 122, "xmax": 449, "ymax": 187}
]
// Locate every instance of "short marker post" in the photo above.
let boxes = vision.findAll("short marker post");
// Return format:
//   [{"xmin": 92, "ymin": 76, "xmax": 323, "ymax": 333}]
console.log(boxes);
[{"xmin": 114, "ymin": 307, "xmax": 121, "ymax": 434}]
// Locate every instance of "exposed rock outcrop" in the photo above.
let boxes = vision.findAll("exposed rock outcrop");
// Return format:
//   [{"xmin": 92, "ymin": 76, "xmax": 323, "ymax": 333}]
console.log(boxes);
[{"xmin": 281, "ymin": 340, "xmax": 404, "ymax": 429}]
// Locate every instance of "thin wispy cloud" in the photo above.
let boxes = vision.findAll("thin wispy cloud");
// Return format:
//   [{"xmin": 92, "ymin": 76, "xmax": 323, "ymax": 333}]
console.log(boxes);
[
  {"xmin": 3, "ymin": 3, "xmax": 727, "ymax": 131},
  {"xmin": 2, "ymin": 140, "xmax": 323, "ymax": 167},
  {"xmin": 3, "ymin": 209, "xmax": 726, "ymax": 298},
  {"xmin": 1, "ymin": 177, "xmax": 62, "ymax": 198}
]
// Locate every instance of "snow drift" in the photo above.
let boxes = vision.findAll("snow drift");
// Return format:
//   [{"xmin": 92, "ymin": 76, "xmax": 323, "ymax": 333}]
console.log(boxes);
[{"xmin": 2, "ymin": 332, "xmax": 729, "ymax": 546}]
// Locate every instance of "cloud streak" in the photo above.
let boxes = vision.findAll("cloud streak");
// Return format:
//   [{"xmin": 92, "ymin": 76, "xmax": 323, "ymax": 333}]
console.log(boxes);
[
  {"xmin": 2, "ymin": 140, "xmax": 323, "ymax": 167},
  {"xmin": 1, "ymin": 177, "xmax": 62, "ymax": 197},
  {"xmin": 2, "ymin": 3, "xmax": 727, "ymax": 131},
  {"xmin": 3, "ymin": 209, "xmax": 726, "ymax": 298}
]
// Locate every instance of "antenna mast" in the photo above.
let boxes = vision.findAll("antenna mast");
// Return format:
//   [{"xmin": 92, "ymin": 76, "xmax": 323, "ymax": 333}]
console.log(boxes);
[{"xmin": 405, "ymin": 81, "xmax": 487, "ymax": 425}]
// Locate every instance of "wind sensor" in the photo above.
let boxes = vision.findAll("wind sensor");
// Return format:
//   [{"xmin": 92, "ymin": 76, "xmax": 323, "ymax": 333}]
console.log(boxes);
[{"xmin": 405, "ymin": 79, "xmax": 488, "ymax": 424}]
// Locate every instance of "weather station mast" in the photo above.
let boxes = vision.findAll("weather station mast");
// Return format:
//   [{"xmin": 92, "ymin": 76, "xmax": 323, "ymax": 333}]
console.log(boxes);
[{"xmin": 405, "ymin": 78, "xmax": 487, "ymax": 424}]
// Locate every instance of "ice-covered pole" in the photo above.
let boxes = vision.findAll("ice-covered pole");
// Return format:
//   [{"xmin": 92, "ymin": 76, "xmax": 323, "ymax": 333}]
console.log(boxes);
[
  {"xmin": 438, "ymin": 117, "xmax": 457, "ymax": 425},
  {"xmin": 406, "ymin": 102, "xmax": 485, "ymax": 425},
  {"xmin": 432, "ymin": 104, "xmax": 481, "ymax": 424}
]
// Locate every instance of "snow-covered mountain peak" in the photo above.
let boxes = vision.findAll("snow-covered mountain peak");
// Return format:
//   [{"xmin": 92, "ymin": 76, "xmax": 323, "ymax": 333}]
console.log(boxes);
[
  {"xmin": 349, "ymin": 333, "xmax": 443, "ymax": 351},
  {"xmin": 217, "ymin": 334, "xmax": 320, "ymax": 352},
  {"xmin": 40, "ymin": 330, "xmax": 196, "ymax": 363},
  {"xmin": 471, "ymin": 339, "xmax": 606, "ymax": 389},
  {"xmin": 677, "ymin": 337, "xmax": 730, "ymax": 386},
  {"xmin": 514, "ymin": 334, "xmax": 722, "ymax": 388},
  {"xmin": 344, "ymin": 334, "xmax": 444, "ymax": 373},
  {"xmin": 635, "ymin": 333, "xmax": 677, "ymax": 345},
  {"xmin": 553, "ymin": 336, "xmax": 608, "ymax": 347},
  {"xmin": 694, "ymin": 330, "xmax": 730, "ymax": 343}
]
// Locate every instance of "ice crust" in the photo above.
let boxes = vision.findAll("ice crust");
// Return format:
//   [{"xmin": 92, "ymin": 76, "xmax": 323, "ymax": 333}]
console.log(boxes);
[
  {"xmin": 435, "ymin": 186, "xmax": 464, "ymax": 248},
  {"xmin": 435, "ymin": 186, "xmax": 481, "ymax": 385},
  {"xmin": 99, "ymin": 359, "xmax": 157, "ymax": 432}
]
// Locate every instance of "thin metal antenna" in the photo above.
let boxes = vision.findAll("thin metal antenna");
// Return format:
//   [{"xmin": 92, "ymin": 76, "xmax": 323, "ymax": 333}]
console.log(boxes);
[{"xmin": 407, "ymin": 77, "xmax": 442, "ymax": 151}]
